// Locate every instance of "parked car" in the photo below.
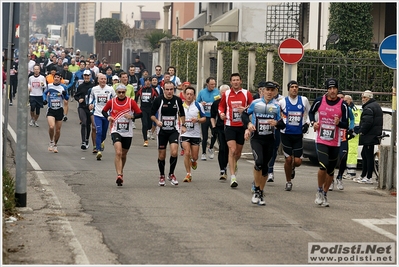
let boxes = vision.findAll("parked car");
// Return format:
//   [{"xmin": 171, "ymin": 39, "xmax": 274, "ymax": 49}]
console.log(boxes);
[{"xmin": 302, "ymin": 106, "xmax": 392, "ymax": 167}]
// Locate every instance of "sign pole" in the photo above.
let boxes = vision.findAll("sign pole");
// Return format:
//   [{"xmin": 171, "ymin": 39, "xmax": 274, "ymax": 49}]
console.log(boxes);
[{"xmin": 388, "ymin": 70, "xmax": 396, "ymax": 189}]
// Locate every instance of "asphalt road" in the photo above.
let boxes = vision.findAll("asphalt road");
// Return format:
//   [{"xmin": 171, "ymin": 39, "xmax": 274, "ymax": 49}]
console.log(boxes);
[{"xmin": 3, "ymin": 98, "xmax": 397, "ymax": 265}]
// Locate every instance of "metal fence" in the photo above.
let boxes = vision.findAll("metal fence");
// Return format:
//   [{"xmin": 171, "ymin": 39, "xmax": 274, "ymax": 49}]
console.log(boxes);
[{"xmin": 296, "ymin": 54, "xmax": 394, "ymax": 105}]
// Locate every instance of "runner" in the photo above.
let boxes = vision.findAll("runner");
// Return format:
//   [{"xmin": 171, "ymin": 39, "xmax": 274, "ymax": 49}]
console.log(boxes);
[
  {"xmin": 28, "ymin": 64, "xmax": 47, "ymax": 127},
  {"xmin": 89, "ymin": 73, "xmax": 116, "ymax": 160},
  {"xmin": 180, "ymin": 86, "xmax": 206, "ymax": 182},
  {"xmin": 218, "ymin": 73, "xmax": 253, "ymax": 187},
  {"xmin": 241, "ymin": 81, "xmax": 284, "ymax": 205},
  {"xmin": 102, "ymin": 84, "xmax": 142, "ymax": 186},
  {"xmin": 151, "ymin": 81, "xmax": 186, "ymax": 186},
  {"xmin": 42, "ymin": 72, "xmax": 69, "ymax": 153}
]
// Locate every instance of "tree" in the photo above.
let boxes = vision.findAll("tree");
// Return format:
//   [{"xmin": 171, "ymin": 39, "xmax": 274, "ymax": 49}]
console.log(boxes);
[
  {"xmin": 328, "ymin": 3, "xmax": 373, "ymax": 52},
  {"xmin": 145, "ymin": 30, "xmax": 172, "ymax": 50},
  {"xmin": 95, "ymin": 18, "xmax": 129, "ymax": 42}
]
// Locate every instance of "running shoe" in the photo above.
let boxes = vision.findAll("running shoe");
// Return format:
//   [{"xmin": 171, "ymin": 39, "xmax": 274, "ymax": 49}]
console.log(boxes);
[
  {"xmin": 321, "ymin": 196, "xmax": 329, "ymax": 207},
  {"xmin": 191, "ymin": 160, "xmax": 197, "ymax": 170},
  {"xmin": 230, "ymin": 175, "xmax": 238, "ymax": 188},
  {"xmin": 92, "ymin": 147, "xmax": 98, "ymax": 154},
  {"xmin": 96, "ymin": 151, "xmax": 102, "ymax": 160},
  {"xmin": 201, "ymin": 153, "xmax": 207, "ymax": 161},
  {"xmin": 147, "ymin": 131, "xmax": 152, "ymax": 140},
  {"xmin": 337, "ymin": 179, "xmax": 344, "ymax": 190},
  {"xmin": 315, "ymin": 191, "xmax": 323, "ymax": 205},
  {"xmin": 85, "ymin": 141, "xmax": 90, "ymax": 149},
  {"xmin": 168, "ymin": 174, "xmax": 178, "ymax": 186},
  {"xmin": 101, "ymin": 141, "xmax": 105, "ymax": 151},
  {"xmin": 159, "ymin": 175, "xmax": 166, "ymax": 186},
  {"xmin": 29, "ymin": 119, "xmax": 34, "ymax": 126},
  {"xmin": 48, "ymin": 141, "xmax": 54, "ymax": 152},
  {"xmin": 208, "ymin": 148, "xmax": 215, "ymax": 159},
  {"xmin": 252, "ymin": 190, "xmax": 260, "ymax": 204},
  {"xmin": 285, "ymin": 182, "xmax": 293, "ymax": 191},
  {"xmin": 116, "ymin": 175, "xmax": 123, "ymax": 186},
  {"xmin": 353, "ymin": 176, "xmax": 363, "ymax": 183},
  {"xmin": 34, "ymin": 121, "xmax": 39, "ymax": 127},
  {"xmin": 291, "ymin": 167, "xmax": 295, "ymax": 179},
  {"xmin": 53, "ymin": 146, "xmax": 58, "ymax": 153},
  {"xmin": 150, "ymin": 132, "xmax": 155, "ymax": 140},
  {"xmin": 180, "ymin": 149, "xmax": 185, "ymax": 156},
  {"xmin": 81, "ymin": 142, "xmax": 86, "ymax": 150},
  {"xmin": 143, "ymin": 140, "xmax": 149, "ymax": 147},
  {"xmin": 267, "ymin": 173, "xmax": 274, "ymax": 182},
  {"xmin": 329, "ymin": 180, "xmax": 334, "ymax": 191},
  {"xmin": 258, "ymin": 191, "xmax": 266, "ymax": 206},
  {"xmin": 219, "ymin": 172, "xmax": 227, "ymax": 181},
  {"xmin": 63, "ymin": 115, "xmax": 68, "ymax": 122},
  {"xmin": 132, "ymin": 122, "xmax": 136, "ymax": 129},
  {"xmin": 358, "ymin": 177, "xmax": 373, "ymax": 184},
  {"xmin": 183, "ymin": 174, "xmax": 192, "ymax": 182}
]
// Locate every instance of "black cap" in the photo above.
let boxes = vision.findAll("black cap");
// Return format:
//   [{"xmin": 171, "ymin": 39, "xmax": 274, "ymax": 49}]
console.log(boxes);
[
  {"xmin": 325, "ymin": 78, "xmax": 338, "ymax": 89},
  {"xmin": 264, "ymin": 81, "xmax": 277, "ymax": 88},
  {"xmin": 144, "ymin": 76, "xmax": 151, "ymax": 81},
  {"xmin": 287, "ymin": 80, "xmax": 298, "ymax": 90},
  {"xmin": 258, "ymin": 81, "xmax": 267, "ymax": 88},
  {"xmin": 135, "ymin": 55, "xmax": 140, "ymax": 59}
]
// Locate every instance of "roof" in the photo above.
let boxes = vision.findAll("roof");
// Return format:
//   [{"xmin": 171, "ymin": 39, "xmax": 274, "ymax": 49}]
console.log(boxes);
[{"xmin": 141, "ymin": 11, "xmax": 160, "ymax": 20}]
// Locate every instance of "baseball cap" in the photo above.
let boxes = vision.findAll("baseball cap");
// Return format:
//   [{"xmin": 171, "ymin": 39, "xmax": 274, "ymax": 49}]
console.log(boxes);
[
  {"xmin": 258, "ymin": 81, "xmax": 267, "ymax": 88},
  {"xmin": 135, "ymin": 55, "xmax": 140, "ymax": 59},
  {"xmin": 76, "ymin": 49, "xmax": 80, "ymax": 52},
  {"xmin": 115, "ymin": 63, "xmax": 121, "ymax": 67},
  {"xmin": 325, "ymin": 78, "xmax": 338, "ymax": 89},
  {"xmin": 112, "ymin": 75, "xmax": 119, "ymax": 80},
  {"xmin": 362, "ymin": 90, "xmax": 373, "ymax": 99},
  {"xmin": 116, "ymin": 84, "xmax": 127, "ymax": 91},
  {"xmin": 83, "ymin": 70, "xmax": 91, "ymax": 76},
  {"xmin": 144, "ymin": 76, "xmax": 151, "ymax": 81},
  {"xmin": 264, "ymin": 81, "xmax": 277, "ymax": 88}
]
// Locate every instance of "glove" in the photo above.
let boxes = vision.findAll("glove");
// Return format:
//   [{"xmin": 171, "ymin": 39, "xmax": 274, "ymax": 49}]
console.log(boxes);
[
  {"xmin": 347, "ymin": 129, "xmax": 356, "ymax": 140},
  {"xmin": 276, "ymin": 119, "xmax": 286, "ymax": 130},
  {"xmin": 302, "ymin": 123, "xmax": 309, "ymax": 134},
  {"xmin": 43, "ymin": 100, "xmax": 48, "ymax": 106},
  {"xmin": 211, "ymin": 127, "xmax": 217, "ymax": 137},
  {"xmin": 353, "ymin": 126, "xmax": 360, "ymax": 134}
]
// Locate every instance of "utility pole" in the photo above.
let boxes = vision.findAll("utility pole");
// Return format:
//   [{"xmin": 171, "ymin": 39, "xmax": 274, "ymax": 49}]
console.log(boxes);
[{"xmin": 15, "ymin": 2, "xmax": 29, "ymax": 207}]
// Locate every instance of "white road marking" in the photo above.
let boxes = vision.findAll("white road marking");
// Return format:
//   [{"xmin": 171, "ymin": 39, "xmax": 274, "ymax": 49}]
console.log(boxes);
[
  {"xmin": 5, "ymin": 121, "xmax": 90, "ymax": 264},
  {"xmin": 353, "ymin": 215, "xmax": 397, "ymax": 241}
]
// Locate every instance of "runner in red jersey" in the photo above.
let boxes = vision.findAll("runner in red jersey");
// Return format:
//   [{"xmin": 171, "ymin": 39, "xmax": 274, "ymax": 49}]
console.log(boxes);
[{"xmin": 218, "ymin": 73, "xmax": 253, "ymax": 187}]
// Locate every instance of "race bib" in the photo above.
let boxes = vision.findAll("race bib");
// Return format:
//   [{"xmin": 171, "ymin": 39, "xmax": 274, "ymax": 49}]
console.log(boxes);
[
  {"xmin": 257, "ymin": 119, "xmax": 272, "ymax": 135},
  {"xmin": 116, "ymin": 121, "xmax": 129, "ymax": 133},
  {"xmin": 231, "ymin": 101, "xmax": 242, "ymax": 122},
  {"xmin": 287, "ymin": 111, "xmax": 301, "ymax": 126},
  {"xmin": 185, "ymin": 120, "xmax": 194, "ymax": 131},
  {"xmin": 319, "ymin": 124, "xmax": 336, "ymax": 141},
  {"xmin": 50, "ymin": 99, "xmax": 61, "ymax": 108},
  {"xmin": 204, "ymin": 103, "xmax": 212, "ymax": 113},
  {"xmin": 162, "ymin": 116, "xmax": 175, "ymax": 130},
  {"xmin": 142, "ymin": 92, "xmax": 151, "ymax": 102},
  {"xmin": 97, "ymin": 94, "xmax": 108, "ymax": 104}
]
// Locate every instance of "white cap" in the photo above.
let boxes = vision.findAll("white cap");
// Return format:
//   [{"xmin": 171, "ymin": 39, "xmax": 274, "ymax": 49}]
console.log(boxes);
[
  {"xmin": 83, "ymin": 70, "xmax": 91, "ymax": 76},
  {"xmin": 112, "ymin": 75, "xmax": 119, "ymax": 80},
  {"xmin": 362, "ymin": 90, "xmax": 373, "ymax": 99},
  {"xmin": 76, "ymin": 49, "xmax": 80, "ymax": 52}
]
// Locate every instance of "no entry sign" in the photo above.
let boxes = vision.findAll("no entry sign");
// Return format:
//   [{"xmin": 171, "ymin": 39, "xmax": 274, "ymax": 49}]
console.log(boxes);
[{"xmin": 278, "ymin": 38, "xmax": 304, "ymax": 64}]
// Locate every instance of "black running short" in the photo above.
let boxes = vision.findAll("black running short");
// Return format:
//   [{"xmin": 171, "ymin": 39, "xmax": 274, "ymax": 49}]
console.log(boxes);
[
  {"xmin": 281, "ymin": 133, "xmax": 303, "ymax": 158},
  {"xmin": 46, "ymin": 108, "xmax": 64, "ymax": 121},
  {"xmin": 225, "ymin": 126, "xmax": 245, "ymax": 145},
  {"xmin": 158, "ymin": 130, "xmax": 179, "ymax": 150},
  {"xmin": 111, "ymin": 133, "xmax": 132, "ymax": 150},
  {"xmin": 181, "ymin": 136, "xmax": 201, "ymax": 146}
]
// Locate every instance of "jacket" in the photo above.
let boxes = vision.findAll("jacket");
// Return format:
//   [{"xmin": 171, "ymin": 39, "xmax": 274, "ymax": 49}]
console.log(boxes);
[{"xmin": 358, "ymin": 98, "xmax": 383, "ymax": 145}]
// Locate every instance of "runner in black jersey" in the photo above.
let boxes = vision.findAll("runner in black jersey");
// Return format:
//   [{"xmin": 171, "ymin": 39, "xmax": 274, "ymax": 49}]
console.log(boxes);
[{"xmin": 151, "ymin": 81, "xmax": 186, "ymax": 186}]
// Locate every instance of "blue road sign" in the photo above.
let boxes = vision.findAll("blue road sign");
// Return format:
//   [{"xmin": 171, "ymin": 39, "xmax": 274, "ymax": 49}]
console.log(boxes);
[{"xmin": 379, "ymin": 34, "xmax": 397, "ymax": 69}]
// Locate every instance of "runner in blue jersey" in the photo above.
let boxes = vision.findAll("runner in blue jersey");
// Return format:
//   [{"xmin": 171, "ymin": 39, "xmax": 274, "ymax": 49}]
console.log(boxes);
[
  {"xmin": 42, "ymin": 72, "xmax": 69, "ymax": 153},
  {"xmin": 241, "ymin": 81, "xmax": 285, "ymax": 206},
  {"xmin": 196, "ymin": 77, "xmax": 220, "ymax": 160}
]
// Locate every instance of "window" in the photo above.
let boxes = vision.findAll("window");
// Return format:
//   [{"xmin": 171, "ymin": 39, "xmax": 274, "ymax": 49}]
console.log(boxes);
[{"xmin": 111, "ymin": 13, "xmax": 120, "ymax": 20}]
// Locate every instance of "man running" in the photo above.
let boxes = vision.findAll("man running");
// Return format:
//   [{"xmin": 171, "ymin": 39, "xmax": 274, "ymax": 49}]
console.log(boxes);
[
  {"xmin": 279, "ymin": 80, "xmax": 311, "ymax": 191},
  {"xmin": 89, "ymin": 73, "xmax": 116, "ymax": 160},
  {"xmin": 42, "ymin": 72, "xmax": 69, "ymax": 153},
  {"xmin": 28, "ymin": 64, "xmax": 47, "ymax": 127},
  {"xmin": 151, "ymin": 81, "xmax": 186, "ymax": 186},
  {"xmin": 218, "ymin": 73, "xmax": 253, "ymax": 187},
  {"xmin": 309, "ymin": 78, "xmax": 348, "ymax": 207},
  {"xmin": 102, "ymin": 84, "xmax": 142, "ymax": 186},
  {"xmin": 181, "ymin": 86, "xmax": 206, "ymax": 182},
  {"xmin": 242, "ymin": 81, "xmax": 285, "ymax": 205}
]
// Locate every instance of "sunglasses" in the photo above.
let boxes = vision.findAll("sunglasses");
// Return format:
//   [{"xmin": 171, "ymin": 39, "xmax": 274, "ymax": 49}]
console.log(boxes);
[{"xmin": 116, "ymin": 91, "xmax": 126, "ymax": 94}]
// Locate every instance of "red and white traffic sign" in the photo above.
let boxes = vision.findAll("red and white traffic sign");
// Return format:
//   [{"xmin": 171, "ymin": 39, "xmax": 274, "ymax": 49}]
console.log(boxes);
[
  {"xmin": 278, "ymin": 38, "xmax": 304, "ymax": 64},
  {"xmin": 32, "ymin": 15, "xmax": 37, "ymax": 21}
]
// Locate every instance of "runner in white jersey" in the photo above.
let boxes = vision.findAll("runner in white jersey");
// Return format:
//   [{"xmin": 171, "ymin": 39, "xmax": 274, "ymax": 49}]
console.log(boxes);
[
  {"xmin": 28, "ymin": 65, "xmax": 47, "ymax": 127},
  {"xmin": 180, "ymin": 86, "xmax": 206, "ymax": 182},
  {"xmin": 89, "ymin": 73, "xmax": 116, "ymax": 160}
]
